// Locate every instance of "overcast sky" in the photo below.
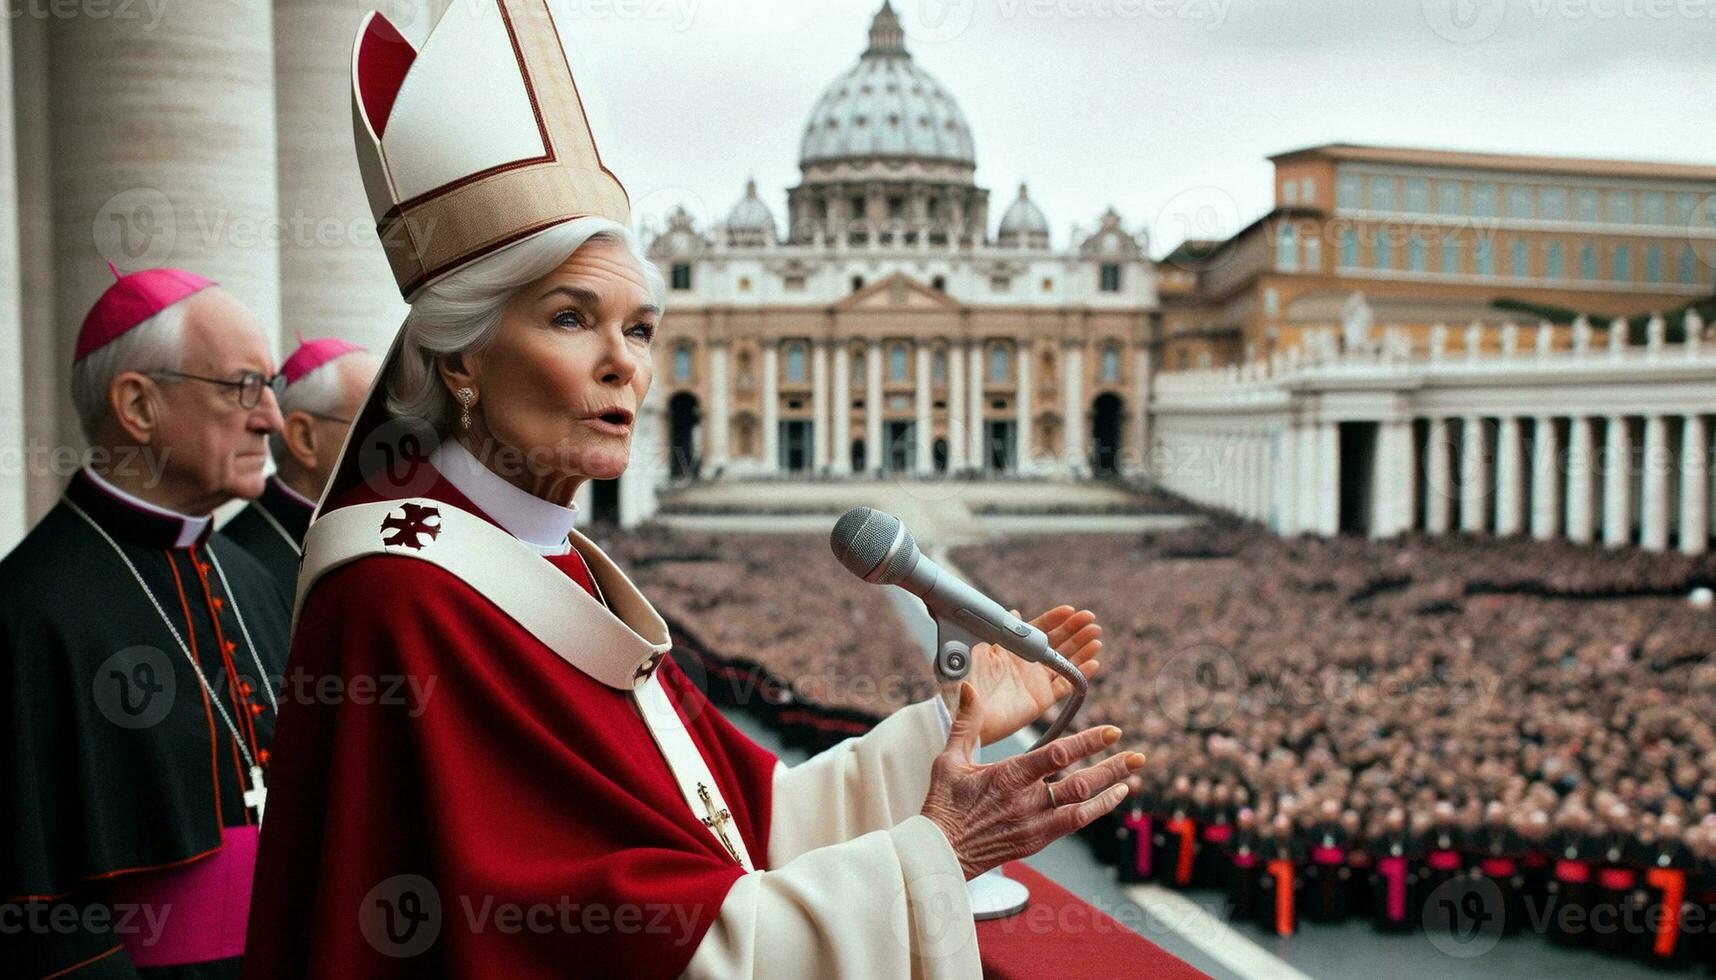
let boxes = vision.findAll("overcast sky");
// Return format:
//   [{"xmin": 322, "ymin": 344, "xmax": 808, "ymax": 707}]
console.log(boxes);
[{"xmin": 509, "ymin": 0, "xmax": 1716, "ymax": 257}]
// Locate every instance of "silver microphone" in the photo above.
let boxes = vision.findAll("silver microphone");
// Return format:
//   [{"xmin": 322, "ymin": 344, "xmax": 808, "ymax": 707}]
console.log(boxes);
[{"xmin": 829, "ymin": 506, "xmax": 1086, "ymax": 750}]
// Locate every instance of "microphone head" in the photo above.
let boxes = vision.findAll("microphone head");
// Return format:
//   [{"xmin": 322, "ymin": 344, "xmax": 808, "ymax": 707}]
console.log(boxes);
[{"xmin": 830, "ymin": 506, "xmax": 919, "ymax": 584}]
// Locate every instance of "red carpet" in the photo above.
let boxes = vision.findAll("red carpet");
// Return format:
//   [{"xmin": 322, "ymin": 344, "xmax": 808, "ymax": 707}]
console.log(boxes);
[{"xmin": 977, "ymin": 863, "xmax": 1208, "ymax": 979}]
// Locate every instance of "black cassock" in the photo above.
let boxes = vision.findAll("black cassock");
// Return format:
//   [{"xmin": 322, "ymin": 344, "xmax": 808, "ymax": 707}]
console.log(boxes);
[
  {"xmin": 0, "ymin": 469, "xmax": 288, "ymax": 979},
  {"xmin": 217, "ymin": 476, "xmax": 311, "ymax": 607}
]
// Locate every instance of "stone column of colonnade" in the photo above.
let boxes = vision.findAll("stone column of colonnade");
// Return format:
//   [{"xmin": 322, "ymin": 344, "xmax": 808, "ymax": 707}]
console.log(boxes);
[
  {"xmin": 1425, "ymin": 418, "xmax": 1453, "ymax": 535},
  {"xmin": 1494, "ymin": 417, "xmax": 1525, "ymax": 537},
  {"xmin": 1531, "ymin": 416, "xmax": 1561, "ymax": 541},
  {"xmin": 1060, "ymin": 340, "xmax": 1083, "ymax": 476},
  {"xmin": 1132, "ymin": 348, "xmax": 1152, "ymax": 479},
  {"xmin": 761, "ymin": 340, "xmax": 780, "ymax": 473},
  {"xmin": 866, "ymin": 340, "xmax": 884, "ymax": 474},
  {"xmin": 966, "ymin": 342, "xmax": 984, "ymax": 471},
  {"xmin": 1682, "ymin": 415, "xmax": 1709, "ymax": 555},
  {"xmin": 1603, "ymin": 415, "xmax": 1633, "ymax": 547},
  {"xmin": 914, "ymin": 344, "xmax": 932, "ymax": 473},
  {"xmin": 705, "ymin": 341, "xmax": 730, "ymax": 471},
  {"xmin": 1459, "ymin": 416, "xmax": 1489, "ymax": 534},
  {"xmin": 274, "ymin": 0, "xmax": 419, "ymax": 357},
  {"xmin": 831, "ymin": 344, "xmax": 851, "ymax": 476},
  {"xmin": 1274, "ymin": 425, "xmax": 1299, "ymax": 535},
  {"xmin": 811, "ymin": 339, "xmax": 830, "ymax": 472},
  {"xmin": 1566, "ymin": 416, "xmax": 1597, "ymax": 543},
  {"xmin": 1014, "ymin": 341, "xmax": 1032, "ymax": 474},
  {"xmin": 947, "ymin": 340, "xmax": 965, "ymax": 472},
  {"xmin": 46, "ymin": 0, "xmax": 281, "ymax": 483}
]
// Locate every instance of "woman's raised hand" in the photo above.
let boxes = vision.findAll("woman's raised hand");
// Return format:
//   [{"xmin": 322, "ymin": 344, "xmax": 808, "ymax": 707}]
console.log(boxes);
[{"xmin": 920, "ymin": 682, "xmax": 1145, "ymax": 880}]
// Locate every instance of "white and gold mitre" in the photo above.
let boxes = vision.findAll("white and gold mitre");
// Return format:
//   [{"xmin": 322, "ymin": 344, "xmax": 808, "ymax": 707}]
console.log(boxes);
[{"xmin": 350, "ymin": 0, "xmax": 631, "ymax": 299}]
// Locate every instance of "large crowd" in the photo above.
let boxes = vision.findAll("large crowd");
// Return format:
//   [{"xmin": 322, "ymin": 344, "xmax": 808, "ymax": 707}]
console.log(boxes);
[{"xmin": 610, "ymin": 516, "xmax": 1716, "ymax": 966}]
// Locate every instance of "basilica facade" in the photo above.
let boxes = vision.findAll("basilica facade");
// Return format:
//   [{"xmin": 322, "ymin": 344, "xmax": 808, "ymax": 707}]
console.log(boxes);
[{"xmin": 644, "ymin": 3, "xmax": 1159, "ymax": 482}]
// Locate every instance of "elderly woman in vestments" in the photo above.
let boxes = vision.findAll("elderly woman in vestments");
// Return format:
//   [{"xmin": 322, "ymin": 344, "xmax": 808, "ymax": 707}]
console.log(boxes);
[{"xmin": 242, "ymin": 2, "xmax": 1143, "ymax": 977}]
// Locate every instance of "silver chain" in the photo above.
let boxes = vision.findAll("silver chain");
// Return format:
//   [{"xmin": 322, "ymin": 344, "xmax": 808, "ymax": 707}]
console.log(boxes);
[
  {"xmin": 252, "ymin": 502, "xmax": 303, "ymax": 560},
  {"xmin": 64, "ymin": 498, "xmax": 273, "ymax": 775}
]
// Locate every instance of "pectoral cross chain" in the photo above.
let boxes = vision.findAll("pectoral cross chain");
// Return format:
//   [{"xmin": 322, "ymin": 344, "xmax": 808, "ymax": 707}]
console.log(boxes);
[{"xmin": 697, "ymin": 782, "xmax": 740, "ymax": 864}]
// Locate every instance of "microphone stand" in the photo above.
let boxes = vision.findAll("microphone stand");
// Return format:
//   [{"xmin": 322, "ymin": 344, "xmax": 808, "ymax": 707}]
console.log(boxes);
[{"xmin": 933, "ymin": 616, "xmax": 1090, "ymax": 920}]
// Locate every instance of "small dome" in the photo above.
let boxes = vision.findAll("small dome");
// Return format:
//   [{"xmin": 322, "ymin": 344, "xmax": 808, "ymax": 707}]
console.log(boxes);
[
  {"xmin": 725, "ymin": 179, "xmax": 777, "ymax": 246},
  {"xmin": 997, "ymin": 183, "xmax": 1048, "ymax": 244},
  {"xmin": 798, "ymin": 2, "xmax": 976, "ymax": 170}
]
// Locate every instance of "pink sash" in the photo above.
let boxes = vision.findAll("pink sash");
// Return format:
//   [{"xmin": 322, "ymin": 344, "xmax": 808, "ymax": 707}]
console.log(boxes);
[
  {"xmin": 1377, "ymin": 855, "xmax": 1408, "ymax": 921},
  {"xmin": 1123, "ymin": 813, "xmax": 1153, "ymax": 877},
  {"xmin": 102, "ymin": 826, "xmax": 258, "ymax": 967}
]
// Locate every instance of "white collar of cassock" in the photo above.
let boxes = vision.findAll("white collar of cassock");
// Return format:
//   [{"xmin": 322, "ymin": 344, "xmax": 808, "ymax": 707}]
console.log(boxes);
[
  {"xmin": 430, "ymin": 439, "xmax": 579, "ymax": 556},
  {"xmin": 82, "ymin": 465, "xmax": 213, "ymax": 549}
]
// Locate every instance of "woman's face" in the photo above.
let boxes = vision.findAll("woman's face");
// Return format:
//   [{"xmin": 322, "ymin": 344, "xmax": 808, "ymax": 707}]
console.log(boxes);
[{"xmin": 447, "ymin": 238, "xmax": 659, "ymax": 501}]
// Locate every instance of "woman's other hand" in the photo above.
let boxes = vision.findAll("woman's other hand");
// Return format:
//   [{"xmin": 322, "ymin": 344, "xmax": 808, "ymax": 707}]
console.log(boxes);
[{"xmin": 963, "ymin": 604, "xmax": 1104, "ymax": 746}]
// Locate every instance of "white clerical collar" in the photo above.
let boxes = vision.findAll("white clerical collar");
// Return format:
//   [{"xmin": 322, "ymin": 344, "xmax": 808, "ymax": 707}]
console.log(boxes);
[
  {"xmin": 81, "ymin": 465, "xmax": 213, "ymax": 549},
  {"xmin": 431, "ymin": 438, "xmax": 578, "ymax": 555}
]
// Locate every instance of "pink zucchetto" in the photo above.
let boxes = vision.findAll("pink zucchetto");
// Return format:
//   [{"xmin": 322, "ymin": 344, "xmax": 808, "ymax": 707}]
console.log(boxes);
[
  {"xmin": 281, "ymin": 335, "xmax": 368, "ymax": 387},
  {"xmin": 74, "ymin": 263, "xmax": 217, "ymax": 364}
]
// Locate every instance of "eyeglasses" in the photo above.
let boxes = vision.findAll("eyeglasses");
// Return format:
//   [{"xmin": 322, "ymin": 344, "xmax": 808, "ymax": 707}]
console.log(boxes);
[
  {"xmin": 149, "ymin": 370, "xmax": 288, "ymax": 409},
  {"xmin": 301, "ymin": 411, "xmax": 354, "ymax": 425}
]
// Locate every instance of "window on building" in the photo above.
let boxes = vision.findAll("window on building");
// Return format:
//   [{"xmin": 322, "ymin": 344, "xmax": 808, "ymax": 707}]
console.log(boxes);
[
  {"xmin": 1608, "ymin": 192, "xmax": 1634, "ymax": 225},
  {"xmin": 1681, "ymin": 246, "xmax": 1697, "ymax": 284},
  {"xmin": 1574, "ymin": 190, "xmax": 1599, "ymax": 222},
  {"xmin": 851, "ymin": 275, "xmax": 865, "ymax": 292},
  {"xmin": 1441, "ymin": 237, "xmax": 1461, "ymax": 274},
  {"xmin": 1340, "ymin": 228, "xmax": 1358, "ymax": 267},
  {"xmin": 931, "ymin": 275, "xmax": 946, "ymax": 291},
  {"xmin": 670, "ymin": 262, "xmax": 693, "ymax": 290},
  {"xmin": 1041, "ymin": 277, "xmax": 1054, "ymax": 292},
  {"xmin": 1300, "ymin": 177, "xmax": 1315, "ymax": 204},
  {"xmin": 1474, "ymin": 239, "xmax": 1493, "ymax": 276},
  {"xmin": 1404, "ymin": 179, "xmax": 1429, "ymax": 213},
  {"xmin": 1546, "ymin": 241, "xmax": 1563, "ymax": 279},
  {"xmin": 933, "ymin": 350, "xmax": 947, "ymax": 383},
  {"xmin": 990, "ymin": 275, "xmax": 1012, "ymax": 292},
  {"xmin": 1675, "ymin": 193, "xmax": 1699, "ymax": 226},
  {"xmin": 988, "ymin": 344, "xmax": 1010, "ymax": 383},
  {"xmin": 1409, "ymin": 238, "xmax": 1427, "ymax": 272},
  {"xmin": 1337, "ymin": 173, "xmax": 1362, "ymax": 209},
  {"xmin": 889, "ymin": 344, "xmax": 909, "ymax": 382},
  {"xmin": 784, "ymin": 275, "xmax": 806, "ymax": 291},
  {"xmin": 786, "ymin": 342, "xmax": 807, "ymax": 383},
  {"xmin": 1283, "ymin": 180, "xmax": 1298, "ymax": 205},
  {"xmin": 1471, "ymin": 184, "xmax": 1496, "ymax": 218},
  {"xmin": 1276, "ymin": 225, "xmax": 1298, "ymax": 270},
  {"xmin": 1510, "ymin": 240, "xmax": 1528, "ymax": 278},
  {"xmin": 1369, "ymin": 177, "xmax": 1395, "ymax": 211},
  {"xmin": 1505, "ymin": 185, "xmax": 1533, "ymax": 219},
  {"xmin": 1101, "ymin": 344, "xmax": 1120, "ymax": 383},
  {"xmin": 852, "ymin": 351, "xmax": 865, "ymax": 384},
  {"xmin": 1646, "ymin": 244, "xmax": 1662, "ymax": 282},
  {"xmin": 1263, "ymin": 287, "xmax": 1279, "ymax": 316},
  {"xmin": 674, "ymin": 345, "xmax": 693, "ymax": 382},
  {"xmin": 1642, "ymin": 192, "xmax": 1667, "ymax": 226},
  {"xmin": 1375, "ymin": 235, "xmax": 1393, "ymax": 270},
  {"xmin": 1611, "ymin": 243, "xmax": 1631, "ymax": 281},
  {"xmin": 1580, "ymin": 242, "xmax": 1598, "ymax": 279},
  {"xmin": 1540, "ymin": 188, "xmax": 1567, "ymax": 221},
  {"xmin": 1438, "ymin": 182, "xmax": 1463, "ymax": 215},
  {"xmin": 1099, "ymin": 263, "xmax": 1123, "ymax": 292},
  {"xmin": 1304, "ymin": 234, "xmax": 1320, "ymax": 270}
]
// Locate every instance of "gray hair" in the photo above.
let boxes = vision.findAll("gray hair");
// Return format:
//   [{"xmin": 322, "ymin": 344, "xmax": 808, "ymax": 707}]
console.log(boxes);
[
  {"xmin": 268, "ymin": 356, "xmax": 351, "ymax": 462},
  {"xmin": 386, "ymin": 217, "xmax": 666, "ymax": 433},
  {"xmin": 70, "ymin": 299, "xmax": 188, "ymax": 442}
]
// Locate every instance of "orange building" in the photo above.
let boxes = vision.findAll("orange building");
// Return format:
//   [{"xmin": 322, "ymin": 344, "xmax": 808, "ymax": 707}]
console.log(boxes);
[{"xmin": 1160, "ymin": 144, "xmax": 1716, "ymax": 370}]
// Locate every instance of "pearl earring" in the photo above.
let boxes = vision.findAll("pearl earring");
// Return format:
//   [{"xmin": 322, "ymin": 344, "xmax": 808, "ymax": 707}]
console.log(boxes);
[{"xmin": 457, "ymin": 387, "xmax": 475, "ymax": 429}]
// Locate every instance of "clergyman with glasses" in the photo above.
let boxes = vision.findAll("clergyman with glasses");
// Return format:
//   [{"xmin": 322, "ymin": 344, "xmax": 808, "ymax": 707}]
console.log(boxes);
[{"xmin": 0, "ymin": 264, "xmax": 292, "ymax": 979}]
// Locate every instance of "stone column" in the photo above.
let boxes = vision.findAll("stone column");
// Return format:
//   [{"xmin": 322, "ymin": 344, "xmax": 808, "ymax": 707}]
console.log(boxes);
[
  {"xmin": 1015, "ymin": 341, "xmax": 1032, "ymax": 474},
  {"xmin": 1275, "ymin": 427, "xmax": 1299, "ymax": 535},
  {"xmin": 1460, "ymin": 416, "xmax": 1489, "ymax": 534},
  {"xmin": 812, "ymin": 339, "xmax": 830, "ymax": 473},
  {"xmin": 0, "ymin": 7, "xmax": 23, "ymax": 553},
  {"xmin": 706, "ymin": 341, "xmax": 730, "ymax": 471},
  {"xmin": 619, "ymin": 397, "xmax": 665, "ymax": 528},
  {"xmin": 275, "ymin": 0, "xmax": 412, "ymax": 355},
  {"xmin": 1640, "ymin": 415, "xmax": 1671, "ymax": 551},
  {"xmin": 866, "ymin": 340, "xmax": 883, "ymax": 474},
  {"xmin": 831, "ymin": 344, "xmax": 851, "ymax": 475},
  {"xmin": 967, "ymin": 342, "xmax": 985, "ymax": 471},
  {"xmin": 1681, "ymin": 414, "xmax": 1709, "ymax": 555},
  {"xmin": 1566, "ymin": 417, "xmax": 1596, "ymax": 543},
  {"xmin": 1371, "ymin": 421, "xmax": 1410, "ymax": 538},
  {"xmin": 53, "ymin": 0, "xmax": 281, "ymax": 358},
  {"xmin": 914, "ymin": 343, "xmax": 933, "ymax": 473},
  {"xmin": 1530, "ymin": 417, "xmax": 1561, "ymax": 540},
  {"xmin": 1061, "ymin": 341, "xmax": 1084, "ymax": 476},
  {"xmin": 1297, "ymin": 423, "xmax": 1320, "ymax": 534},
  {"xmin": 1495, "ymin": 416, "xmax": 1524, "ymax": 535},
  {"xmin": 761, "ymin": 341, "xmax": 780, "ymax": 473},
  {"xmin": 1318, "ymin": 422, "xmax": 1340, "ymax": 535},
  {"xmin": 947, "ymin": 342, "xmax": 965, "ymax": 472},
  {"xmin": 1603, "ymin": 415, "xmax": 1632, "ymax": 547},
  {"xmin": 1426, "ymin": 418, "xmax": 1453, "ymax": 534},
  {"xmin": 1133, "ymin": 346, "xmax": 1152, "ymax": 479}
]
